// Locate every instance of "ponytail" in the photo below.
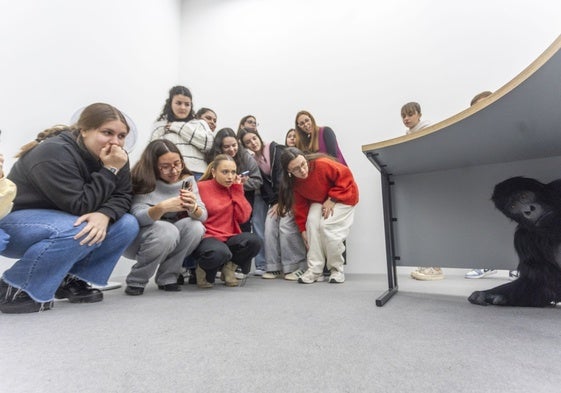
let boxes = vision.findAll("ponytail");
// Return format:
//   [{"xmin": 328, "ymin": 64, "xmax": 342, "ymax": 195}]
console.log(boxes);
[{"xmin": 15, "ymin": 125, "xmax": 71, "ymax": 158}]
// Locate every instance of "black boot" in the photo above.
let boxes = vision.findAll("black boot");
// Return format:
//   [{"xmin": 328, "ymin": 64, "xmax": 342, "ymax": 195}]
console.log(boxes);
[
  {"xmin": 55, "ymin": 276, "xmax": 103, "ymax": 303},
  {"xmin": 0, "ymin": 279, "xmax": 53, "ymax": 314}
]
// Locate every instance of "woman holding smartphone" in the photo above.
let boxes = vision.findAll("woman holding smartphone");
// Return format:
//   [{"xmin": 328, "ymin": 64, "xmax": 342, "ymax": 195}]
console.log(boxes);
[
  {"xmin": 193, "ymin": 154, "xmax": 262, "ymax": 287},
  {"xmin": 123, "ymin": 140, "xmax": 207, "ymax": 295}
]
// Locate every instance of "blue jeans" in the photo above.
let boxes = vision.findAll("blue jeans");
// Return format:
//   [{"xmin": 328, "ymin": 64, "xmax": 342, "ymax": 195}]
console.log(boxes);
[
  {"xmin": 0, "ymin": 209, "xmax": 139, "ymax": 302},
  {"xmin": 0, "ymin": 228, "xmax": 9, "ymax": 253}
]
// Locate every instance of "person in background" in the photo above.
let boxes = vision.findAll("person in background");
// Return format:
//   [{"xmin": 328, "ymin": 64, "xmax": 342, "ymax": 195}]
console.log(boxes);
[
  {"xmin": 294, "ymin": 110, "xmax": 347, "ymax": 165},
  {"xmin": 207, "ymin": 127, "xmax": 262, "ymax": 233},
  {"xmin": 238, "ymin": 115, "xmax": 258, "ymax": 133},
  {"xmin": 401, "ymin": 102, "xmax": 444, "ymax": 281},
  {"xmin": 238, "ymin": 128, "xmax": 307, "ymax": 280},
  {"xmin": 402, "ymin": 101, "xmax": 432, "ymax": 135},
  {"xmin": 195, "ymin": 107, "xmax": 217, "ymax": 132},
  {"xmin": 0, "ymin": 103, "xmax": 139, "ymax": 314},
  {"xmin": 277, "ymin": 148, "xmax": 358, "ymax": 284},
  {"xmin": 151, "ymin": 86, "xmax": 214, "ymax": 179},
  {"xmin": 123, "ymin": 140, "xmax": 206, "ymax": 295},
  {"xmin": 285, "ymin": 128, "xmax": 297, "ymax": 148},
  {"xmin": 236, "ymin": 118, "xmax": 269, "ymax": 275},
  {"xmin": 193, "ymin": 154, "xmax": 262, "ymax": 287},
  {"xmin": 0, "ymin": 152, "xmax": 16, "ymax": 253}
]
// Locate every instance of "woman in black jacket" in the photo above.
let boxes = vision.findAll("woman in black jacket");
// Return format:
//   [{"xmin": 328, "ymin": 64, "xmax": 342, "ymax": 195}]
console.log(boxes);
[{"xmin": 0, "ymin": 103, "xmax": 139, "ymax": 314}]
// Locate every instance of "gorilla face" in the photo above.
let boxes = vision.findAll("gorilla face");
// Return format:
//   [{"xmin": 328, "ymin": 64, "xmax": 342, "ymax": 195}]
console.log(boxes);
[{"xmin": 504, "ymin": 190, "xmax": 552, "ymax": 227}]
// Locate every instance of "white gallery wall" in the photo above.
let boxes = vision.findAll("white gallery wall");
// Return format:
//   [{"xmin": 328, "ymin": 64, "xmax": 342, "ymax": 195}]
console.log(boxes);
[
  {"xmin": 180, "ymin": 0, "xmax": 561, "ymax": 273},
  {"xmin": 0, "ymin": 0, "xmax": 560, "ymax": 276}
]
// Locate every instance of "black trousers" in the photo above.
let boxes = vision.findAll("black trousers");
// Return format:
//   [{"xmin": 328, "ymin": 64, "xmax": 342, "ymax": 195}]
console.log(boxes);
[{"xmin": 193, "ymin": 233, "xmax": 262, "ymax": 282}]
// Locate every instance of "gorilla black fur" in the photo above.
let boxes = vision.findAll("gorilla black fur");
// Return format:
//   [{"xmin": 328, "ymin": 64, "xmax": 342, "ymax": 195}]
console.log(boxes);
[{"xmin": 468, "ymin": 176, "xmax": 561, "ymax": 307}]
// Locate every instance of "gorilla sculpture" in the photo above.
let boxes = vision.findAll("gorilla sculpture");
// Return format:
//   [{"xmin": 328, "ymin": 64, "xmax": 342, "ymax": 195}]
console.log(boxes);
[{"xmin": 468, "ymin": 176, "xmax": 561, "ymax": 307}]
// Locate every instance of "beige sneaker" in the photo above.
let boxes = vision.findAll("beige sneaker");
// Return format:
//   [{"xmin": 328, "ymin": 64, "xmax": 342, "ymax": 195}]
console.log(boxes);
[
  {"xmin": 262, "ymin": 271, "xmax": 283, "ymax": 279},
  {"xmin": 410, "ymin": 267, "xmax": 444, "ymax": 281}
]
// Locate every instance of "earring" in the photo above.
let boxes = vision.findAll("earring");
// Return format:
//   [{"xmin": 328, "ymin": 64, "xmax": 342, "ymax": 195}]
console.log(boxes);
[{"xmin": 288, "ymin": 172, "xmax": 292, "ymax": 177}]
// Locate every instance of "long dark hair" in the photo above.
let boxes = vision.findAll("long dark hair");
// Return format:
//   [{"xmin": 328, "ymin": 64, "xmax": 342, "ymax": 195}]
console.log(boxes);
[
  {"xmin": 157, "ymin": 85, "xmax": 195, "ymax": 122},
  {"xmin": 277, "ymin": 147, "xmax": 306, "ymax": 216},
  {"xmin": 237, "ymin": 128, "xmax": 265, "ymax": 157},
  {"xmin": 131, "ymin": 139, "xmax": 191, "ymax": 194},
  {"xmin": 207, "ymin": 127, "xmax": 249, "ymax": 171},
  {"xmin": 16, "ymin": 103, "xmax": 129, "ymax": 158}
]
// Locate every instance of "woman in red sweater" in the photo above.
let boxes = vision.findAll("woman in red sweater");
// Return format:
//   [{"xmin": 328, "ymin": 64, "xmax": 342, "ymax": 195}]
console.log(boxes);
[
  {"xmin": 277, "ymin": 147, "xmax": 359, "ymax": 284},
  {"xmin": 193, "ymin": 154, "xmax": 262, "ymax": 287}
]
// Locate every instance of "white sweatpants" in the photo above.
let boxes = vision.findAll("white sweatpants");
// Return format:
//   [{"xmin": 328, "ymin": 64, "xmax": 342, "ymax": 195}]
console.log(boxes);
[{"xmin": 305, "ymin": 203, "xmax": 355, "ymax": 274}]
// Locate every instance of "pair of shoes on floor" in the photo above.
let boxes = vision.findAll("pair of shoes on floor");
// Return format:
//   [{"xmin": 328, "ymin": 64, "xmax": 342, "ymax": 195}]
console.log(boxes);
[
  {"xmin": 125, "ymin": 286, "xmax": 144, "ymax": 296},
  {"xmin": 509, "ymin": 270, "xmax": 520, "ymax": 280},
  {"xmin": 158, "ymin": 283, "xmax": 182, "ymax": 292},
  {"xmin": 55, "ymin": 276, "xmax": 103, "ymax": 303},
  {"xmin": 298, "ymin": 269, "xmax": 339, "ymax": 284},
  {"xmin": 284, "ymin": 268, "xmax": 305, "ymax": 281},
  {"xmin": 262, "ymin": 271, "xmax": 283, "ymax": 279},
  {"xmin": 465, "ymin": 269, "xmax": 497, "ymax": 279},
  {"xmin": 253, "ymin": 269, "xmax": 266, "ymax": 276},
  {"xmin": 410, "ymin": 267, "xmax": 444, "ymax": 281},
  {"xmin": 0, "ymin": 279, "xmax": 54, "ymax": 314}
]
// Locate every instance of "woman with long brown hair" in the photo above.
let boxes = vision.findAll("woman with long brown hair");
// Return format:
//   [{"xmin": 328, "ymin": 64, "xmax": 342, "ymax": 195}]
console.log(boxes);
[{"xmin": 123, "ymin": 140, "xmax": 206, "ymax": 295}]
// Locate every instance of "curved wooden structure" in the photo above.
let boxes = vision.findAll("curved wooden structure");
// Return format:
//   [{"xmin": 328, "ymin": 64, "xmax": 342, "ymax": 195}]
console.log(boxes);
[{"xmin": 362, "ymin": 34, "xmax": 561, "ymax": 306}]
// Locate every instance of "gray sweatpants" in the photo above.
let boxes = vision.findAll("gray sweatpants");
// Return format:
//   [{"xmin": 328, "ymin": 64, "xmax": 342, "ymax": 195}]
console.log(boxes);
[
  {"xmin": 264, "ymin": 210, "xmax": 307, "ymax": 273},
  {"xmin": 124, "ymin": 218, "xmax": 205, "ymax": 287}
]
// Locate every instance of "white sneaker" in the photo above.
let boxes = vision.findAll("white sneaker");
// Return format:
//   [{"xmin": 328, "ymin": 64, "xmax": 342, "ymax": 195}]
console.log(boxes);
[
  {"xmin": 262, "ymin": 271, "xmax": 283, "ymax": 279},
  {"xmin": 465, "ymin": 269, "xmax": 497, "ymax": 279},
  {"xmin": 253, "ymin": 269, "xmax": 266, "ymax": 276},
  {"xmin": 284, "ymin": 268, "xmax": 305, "ymax": 281},
  {"xmin": 298, "ymin": 270, "xmax": 322, "ymax": 284},
  {"xmin": 328, "ymin": 271, "xmax": 345, "ymax": 284}
]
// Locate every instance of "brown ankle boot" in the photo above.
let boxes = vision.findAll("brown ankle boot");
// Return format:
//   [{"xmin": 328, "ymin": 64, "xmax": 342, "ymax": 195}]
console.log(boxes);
[
  {"xmin": 196, "ymin": 265, "xmax": 213, "ymax": 289},
  {"xmin": 221, "ymin": 262, "xmax": 239, "ymax": 287}
]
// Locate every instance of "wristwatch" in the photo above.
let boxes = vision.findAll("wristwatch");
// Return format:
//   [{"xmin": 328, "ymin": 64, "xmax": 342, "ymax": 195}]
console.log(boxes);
[{"xmin": 105, "ymin": 166, "xmax": 119, "ymax": 175}]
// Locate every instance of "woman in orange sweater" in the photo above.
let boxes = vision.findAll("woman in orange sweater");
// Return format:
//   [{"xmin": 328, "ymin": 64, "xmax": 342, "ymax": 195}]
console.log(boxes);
[{"xmin": 277, "ymin": 147, "xmax": 359, "ymax": 284}]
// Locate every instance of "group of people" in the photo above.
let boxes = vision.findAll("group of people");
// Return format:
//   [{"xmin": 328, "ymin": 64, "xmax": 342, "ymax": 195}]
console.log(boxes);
[{"xmin": 0, "ymin": 85, "xmax": 359, "ymax": 314}]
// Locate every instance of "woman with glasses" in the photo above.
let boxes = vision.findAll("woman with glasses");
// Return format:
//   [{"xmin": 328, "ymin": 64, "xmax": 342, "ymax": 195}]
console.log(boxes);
[
  {"xmin": 123, "ymin": 140, "xmax": 207, "ymax": 295},
  {"xmin": 277, "ymin": 148, "xmax": 359, "ymax": 284},
  {"xmin": 151, "ymin": 86, "xmax": 215, "ymax": 179},
  {"xmin": 294, "ymin": 110, "xmax": 347, "ymax": 166},
  {"xmin": 0, "ymin": 103, "xmax": 139, "ymax": 314},
  {"xmin": 237, "ymin": 115, "xmax": 258, "ymax": 133}
]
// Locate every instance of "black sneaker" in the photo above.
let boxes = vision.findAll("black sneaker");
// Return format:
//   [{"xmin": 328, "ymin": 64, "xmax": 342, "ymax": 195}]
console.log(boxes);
[
  {"xmin": 55, "ymin": 276, "xmax": 103, "ymax": 303},
  {"xmin": 0, "ymin": 280, "xmax": 53, "ymax": 314},
  {"xmin": 158, "ymin": 283, "xmax": 182, "ymax": 292},
  {"xmin": 124, "ymin": 286, "xmax": 144, "ymax": 296}
]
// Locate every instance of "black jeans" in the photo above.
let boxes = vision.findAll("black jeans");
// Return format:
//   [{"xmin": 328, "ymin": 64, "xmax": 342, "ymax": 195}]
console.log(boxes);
[{"xmin": 193, "ymin": 233, "xmax": 262, "ymax": 282}]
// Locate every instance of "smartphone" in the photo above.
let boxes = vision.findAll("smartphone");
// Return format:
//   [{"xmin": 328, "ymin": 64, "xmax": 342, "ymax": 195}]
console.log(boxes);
[
  {"xmin": 240, "ymin": 170, "xmax": 250, "ymax": 176},
  {"xmin": 182, "ymin": 179, "xmax": 192, "ymax": 190}
]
